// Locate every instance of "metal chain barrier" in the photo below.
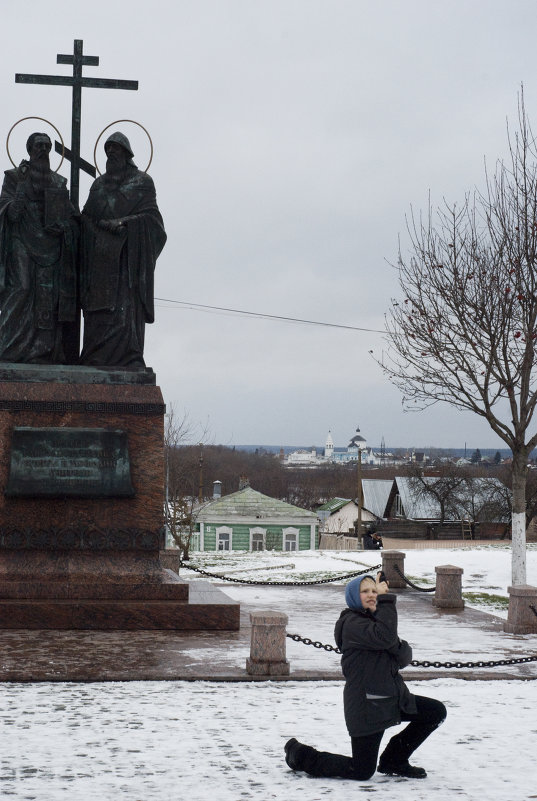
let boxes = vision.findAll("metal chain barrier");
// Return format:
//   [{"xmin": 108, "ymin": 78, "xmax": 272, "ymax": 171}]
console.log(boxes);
[
  {"xmin": 286, "ymin": 632, "xmax": 537, "ymax": 668},
  {"xmin": 287, "ymin": 633, "xmax": 341, "ymax": 653},
  {"xmin": 530, "ymin": 604, "xmax": 537, "ymax": 619},
  {"xmin": 179, "ymin": 561, "xmax": 381, "ymax": 586},
  {"xmin": 394, "ymin": 564, "xmax": 436, "ymax": 593}
]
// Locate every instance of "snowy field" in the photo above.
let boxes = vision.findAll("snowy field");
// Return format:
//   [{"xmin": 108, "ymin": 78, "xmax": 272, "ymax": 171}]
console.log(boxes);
[
  {"xmin": 1, "ymin": 679, "xmax": 536, "ymax": 801},
  {"xmin": 2, "ymin": 545, "xmax": 536, "ymax": 800},
  {"xmin": 181, "ymin": 543, "xmax": 537, "ymax": 618}
]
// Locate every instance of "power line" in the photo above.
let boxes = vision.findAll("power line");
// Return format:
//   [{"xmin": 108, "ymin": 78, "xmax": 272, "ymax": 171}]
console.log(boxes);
[{"xmin": 154, "ymin": 297, "xmax": 384, "ymax": 334}]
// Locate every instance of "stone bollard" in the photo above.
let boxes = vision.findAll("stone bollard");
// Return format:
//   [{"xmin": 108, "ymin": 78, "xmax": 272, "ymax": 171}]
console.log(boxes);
[
  {"xmin": 504, "ymin": 586, "xmax": 537, "ymax": 634},
  {"xmin": 159, "ymin": 550, "xmax": 181, "ymax": 573},
  {"xmin": 381, "ymin": 551, "xmax": 406, "ymax": 589},
  {"xmin": 246, "ymin": 610, "xmax": 290, "ymax": 676},
  {"xmin": 433, "ymin": 565, "xmax": 464, "ymax": 609}
]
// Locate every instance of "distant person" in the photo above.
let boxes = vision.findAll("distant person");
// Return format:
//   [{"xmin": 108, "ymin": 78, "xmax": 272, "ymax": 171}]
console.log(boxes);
[
  {"xmin": 363, "ymin": 529, "xmax": 383, "ymax": 550},
  {"xmin": 284, "ymin": 572, "xmax": 446, "ymax": 780}
]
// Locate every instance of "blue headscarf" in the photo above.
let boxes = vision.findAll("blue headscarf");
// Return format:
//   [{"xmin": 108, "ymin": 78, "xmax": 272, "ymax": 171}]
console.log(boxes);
[{"xmin": 345, "ymin": 574, "xmax": 375, "ymax": 611}]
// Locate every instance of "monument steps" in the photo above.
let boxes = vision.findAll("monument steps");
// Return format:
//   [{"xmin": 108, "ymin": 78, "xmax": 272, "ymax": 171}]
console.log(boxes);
[{"xmin": 0, "ymin": 581, "xmax": 240, "ymax": 630}]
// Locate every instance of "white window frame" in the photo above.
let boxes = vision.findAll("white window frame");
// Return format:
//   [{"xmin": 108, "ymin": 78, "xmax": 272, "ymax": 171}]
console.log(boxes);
[
  {"xmin": 250, "ymin": 526, "xmax": 266, "ymax": 552},
  {"xmin": 283, "ymin": 526, "xmax": 299, "ymax": 552},
  {"xmin": 216, "ymin": 526, "xmax": 232, "ymax": 551}
]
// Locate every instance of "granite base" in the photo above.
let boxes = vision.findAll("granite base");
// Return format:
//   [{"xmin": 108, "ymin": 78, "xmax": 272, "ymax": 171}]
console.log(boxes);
[
  {"xmin": 0, "ymin": 579, "xmax": 240, "ymax": 630},
  {"xmin": 0, "ymin": 377, "xmax": 240, "ymax": 631}
]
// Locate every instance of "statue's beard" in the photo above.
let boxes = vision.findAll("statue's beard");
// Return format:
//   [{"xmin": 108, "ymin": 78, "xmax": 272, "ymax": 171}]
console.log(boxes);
[
  {"xmin": 105, "ymin": 156, "xmax": 126, "ymax": 184},
  {"xmin": 29, "ymin": 156, "xmax": 52, "ymax": 190}
]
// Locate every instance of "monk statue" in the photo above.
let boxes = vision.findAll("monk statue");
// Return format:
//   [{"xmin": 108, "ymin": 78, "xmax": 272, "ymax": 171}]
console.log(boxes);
[
  {"xmin": 0, "ymin": 132, "xmax": 78, "ymax": 363},
  {"xmin": 79, "ymin": 131, "xmax": 166, "ymax": 369}
]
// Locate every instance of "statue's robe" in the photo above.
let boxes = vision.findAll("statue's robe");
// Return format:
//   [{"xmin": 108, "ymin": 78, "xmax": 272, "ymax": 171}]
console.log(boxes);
[
  {"xmin": 79, "ymin": 164, "xmax": 166, "ymax": 369},
  {"xmin": 0, "ymin": 165, "xmax": 78, "ymax": 363}
]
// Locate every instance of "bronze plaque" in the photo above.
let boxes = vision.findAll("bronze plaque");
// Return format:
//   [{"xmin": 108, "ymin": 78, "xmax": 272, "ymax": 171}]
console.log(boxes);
[{"xmin": 5, "ymin": 427, "xmax": 134, "ymax": 498}]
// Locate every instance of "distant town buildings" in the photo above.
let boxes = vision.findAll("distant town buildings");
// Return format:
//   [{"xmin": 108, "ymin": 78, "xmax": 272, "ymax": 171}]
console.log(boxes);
[{"xmin": 283, "ymin": 426, "xmax": 406, "ymax": 467}]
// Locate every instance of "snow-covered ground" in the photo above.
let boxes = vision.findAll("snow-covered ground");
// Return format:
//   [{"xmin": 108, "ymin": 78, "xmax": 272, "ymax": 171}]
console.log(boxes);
[
  {"xmin": 180, "ymin": 545, "xmax": 537, "ymax": 674},
  {"xmin": 1, "ymin": 679, "xmax": 535, "ymax": 800},
  {"xmin": 2, "ymin": 545, "xmax": 536, "ymax": 800},
  {"xmin": 181, "ymin": 543, "xmax": 537, "ymax": 618}
]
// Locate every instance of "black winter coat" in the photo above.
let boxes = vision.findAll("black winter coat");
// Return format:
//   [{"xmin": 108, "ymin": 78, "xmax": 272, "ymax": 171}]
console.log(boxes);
[{"xmin": 334, "ymin": 593, "xmax": 417, "ymax": 736}]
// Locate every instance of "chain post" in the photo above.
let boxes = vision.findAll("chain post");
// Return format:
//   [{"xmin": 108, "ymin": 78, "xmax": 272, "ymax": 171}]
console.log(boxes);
[
  {"xmin": 505, "ymin": 586, "xmax": 537, "ymax": 634},
  {"xmin": 382, "ymin": 551, "xmax": 406, "ymax": 588},
  {"xmin": 247, "ymin": 611, "xmax": 290, "ymax": 675},
  {"xmin": 433, "ymin": 565, "xmax": 464, "ymax": 609}
]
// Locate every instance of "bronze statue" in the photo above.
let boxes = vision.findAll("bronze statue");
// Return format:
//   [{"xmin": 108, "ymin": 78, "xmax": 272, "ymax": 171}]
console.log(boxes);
[
  {"xmin": 0, "ymin": 132, "xmax": 78, "ymax": 363},
  {"xmin": 79, "ymin": 132, "xmax": 166, "ymax": 369}
]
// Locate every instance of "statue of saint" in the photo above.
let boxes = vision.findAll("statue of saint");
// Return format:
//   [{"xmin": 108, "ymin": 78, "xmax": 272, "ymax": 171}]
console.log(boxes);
[
  {"xmin": 79, "ymin": 132, "xmax": 166, "ymax": 369},
  {"xmin": 0, "ymin": 132, "xmax": 78, "ymax": 363}
]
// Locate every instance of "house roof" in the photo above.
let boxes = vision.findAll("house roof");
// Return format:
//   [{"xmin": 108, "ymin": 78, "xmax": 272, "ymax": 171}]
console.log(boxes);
[
  {"xmin": 361, "ymin": 479, "xmax": 393, "ymax": 518},
  {"xmin": 317, "ymin": 497, "xmax": 351, "ymax": 514},
  {"xmin": 197, "ymin": 486, "xmax": 318, "ymax": 522},
  {"xmin": 393, "ymin": 476, "xmax": 508, "ymax": 521},
  {"xmin": 395, "ymin": 477, "xmax": 439, "ymax": 519}
]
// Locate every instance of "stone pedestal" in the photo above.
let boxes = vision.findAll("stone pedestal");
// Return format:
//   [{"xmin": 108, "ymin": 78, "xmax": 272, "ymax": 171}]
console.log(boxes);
[
  {"xmin": 382, "ymin": 550, "xmax": 406, "ymax": 588},
  {"xmin": 504, "ymin": 585, "xmax": 537, "ymax": 634},
  {"xmin": 433, "ymin": 564, "xmax": 464, "ymax": 609},
  {"xmin": 246, "ymin": 610, "xmax": 290, "ymax": 676},
  {"xmin": 0, "ymin": 366, "xmax": 239, "ymax": 631}
]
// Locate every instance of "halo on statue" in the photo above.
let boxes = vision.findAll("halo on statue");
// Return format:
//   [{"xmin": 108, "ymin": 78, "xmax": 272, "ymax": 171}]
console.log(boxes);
[
  {"xmin": 6, "ymin": 116, "xmax": 65, "ymax": 172},
  {"xmin": 93, "ymin": 119, "xmax": 154, "ymax": 175}
]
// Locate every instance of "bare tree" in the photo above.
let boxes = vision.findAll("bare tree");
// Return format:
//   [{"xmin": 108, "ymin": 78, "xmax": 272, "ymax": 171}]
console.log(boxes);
[
  {"xmin": 164, "ymin": 406, "xmax": 209, "ymax": 559},
  {"xmin": 456, "ymin": 475, "xmax": 511, "ymax": 531},
  {"xmin": 382, "ymin": 94, "xmax": 537, "ymax": 584},
  {"xmin": 404, "ymin": 463, "xmax": 468, "ymax": 526}
]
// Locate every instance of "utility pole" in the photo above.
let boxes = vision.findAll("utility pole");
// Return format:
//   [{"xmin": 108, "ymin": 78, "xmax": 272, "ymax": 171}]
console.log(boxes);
[
  {"xmin": 356, "ymin": 448, "xmax": 363, "ymax": 546},
  {"xmin": 198, "ymin": 443, "xmax": 204, "ymax": 504}
]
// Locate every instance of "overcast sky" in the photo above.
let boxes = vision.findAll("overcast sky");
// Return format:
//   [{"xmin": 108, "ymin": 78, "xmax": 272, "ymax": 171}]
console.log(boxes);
[{"xmin": 1, "ymin": 1, "xmax": 536, "ymax": 450}]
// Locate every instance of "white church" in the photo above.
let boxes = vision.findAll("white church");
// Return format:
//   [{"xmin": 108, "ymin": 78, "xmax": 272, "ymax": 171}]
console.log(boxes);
[{"xmin": 284, "ymin": 426, "xmax": 390, "ymax": 467}]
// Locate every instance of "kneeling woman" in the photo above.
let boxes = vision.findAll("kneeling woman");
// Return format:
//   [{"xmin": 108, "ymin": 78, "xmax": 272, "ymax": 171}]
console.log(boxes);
[{"xmin": 285, "ymin": 573, "xmax": 446, "ymax": 780}]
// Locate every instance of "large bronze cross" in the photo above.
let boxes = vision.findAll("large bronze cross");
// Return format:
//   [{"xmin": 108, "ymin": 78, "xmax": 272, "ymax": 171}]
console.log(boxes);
[{"xmin": 15, "ymin": 39, "xmax": 138, "ymax": 210}]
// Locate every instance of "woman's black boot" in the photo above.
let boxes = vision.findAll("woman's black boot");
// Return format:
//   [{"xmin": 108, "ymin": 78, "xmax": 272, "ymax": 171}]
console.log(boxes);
[
  {"xmin": 284, "ymin": 739, "xmax": 317, "ymax": 772},
  {"xmin": 377, "ymin": 736, "xmax": 427, "ymax": 779},
  {"xmin": 284, "ymin": 739, "xmax": 354, "ymax": 778}
]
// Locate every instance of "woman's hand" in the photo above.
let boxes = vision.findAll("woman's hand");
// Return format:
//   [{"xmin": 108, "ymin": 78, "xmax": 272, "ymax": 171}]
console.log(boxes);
[{"xmin": 376, "ymin": 571, "xmax": 389, "ymax": 595}]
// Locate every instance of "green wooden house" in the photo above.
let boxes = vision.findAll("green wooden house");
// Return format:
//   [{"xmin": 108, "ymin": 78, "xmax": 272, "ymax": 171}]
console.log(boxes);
[{"xmin": 195, "ymin": 485, "xmax": 319, "ymax": 552}]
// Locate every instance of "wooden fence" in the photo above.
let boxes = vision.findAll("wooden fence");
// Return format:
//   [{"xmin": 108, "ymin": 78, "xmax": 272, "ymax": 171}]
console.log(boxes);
[{"xmin": 319, "ymin": 534, "xmax": 360, "ymax": 550}]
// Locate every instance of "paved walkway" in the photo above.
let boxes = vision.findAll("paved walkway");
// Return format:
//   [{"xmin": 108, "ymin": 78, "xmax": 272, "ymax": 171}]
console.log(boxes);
[{"xmin": 1, "ymin": 580, "xmax": 536, "ymax": 682}]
